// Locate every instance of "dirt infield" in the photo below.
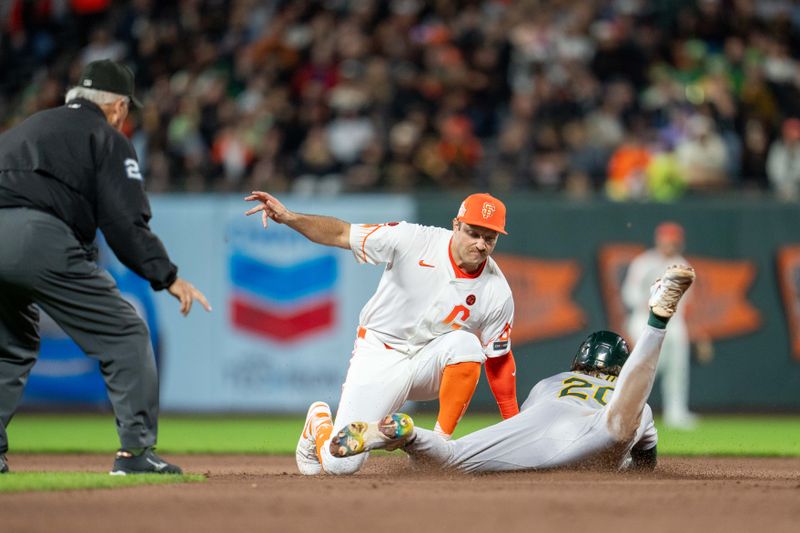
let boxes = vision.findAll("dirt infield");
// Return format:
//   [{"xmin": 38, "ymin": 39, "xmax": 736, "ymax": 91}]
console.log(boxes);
[{"xmin": 3, "ymin": 454, "xmax": 799, "ymax": 533}]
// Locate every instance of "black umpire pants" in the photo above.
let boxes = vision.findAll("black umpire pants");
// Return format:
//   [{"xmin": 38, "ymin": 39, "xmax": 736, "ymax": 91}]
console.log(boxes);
[{"xmin": 0, "ymin": 208, "xmax": 159, "ymax": 453}]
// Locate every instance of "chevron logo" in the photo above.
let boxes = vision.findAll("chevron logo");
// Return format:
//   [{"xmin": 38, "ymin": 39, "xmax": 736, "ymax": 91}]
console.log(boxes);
[{"xmin": 227, "ymin": 224, "xmax": 338, "ymax": 343}]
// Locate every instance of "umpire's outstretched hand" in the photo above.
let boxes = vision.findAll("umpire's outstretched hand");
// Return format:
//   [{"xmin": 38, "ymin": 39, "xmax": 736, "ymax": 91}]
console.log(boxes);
[{"xmin": 168, "ymin": 277, "xmax": 212, "ymax": 316}]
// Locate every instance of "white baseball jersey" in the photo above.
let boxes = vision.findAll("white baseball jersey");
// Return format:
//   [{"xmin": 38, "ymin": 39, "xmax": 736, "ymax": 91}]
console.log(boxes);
[{"xmin": 349, "ymin": 222, "xmax": 514, "ymax": 358}]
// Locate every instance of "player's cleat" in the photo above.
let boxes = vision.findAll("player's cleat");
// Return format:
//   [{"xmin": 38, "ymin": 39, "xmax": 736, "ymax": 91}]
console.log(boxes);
[
  {"xmin": 0, "ymin": 454, "xmax": 8, "ymax": 474},
  {"xmin": 330, "ymin": 413, "xmax": 415, "ymax": 458},
  {"xmin": 648, "ymin": 264, "xmax": 695, "ymax": 318},
  {"xmin": 109, "ymin": 447, "xmax": 182, "ymax": 475},
  {"xmin": 296, "ymin": 401, "xmax": 332, "ymax": 476}
]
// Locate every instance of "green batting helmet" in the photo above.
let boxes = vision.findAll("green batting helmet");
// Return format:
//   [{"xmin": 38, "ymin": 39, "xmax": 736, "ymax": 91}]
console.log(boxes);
[{"xmin": 570, "ymin": 331, "xmax": 630, "ymax": 376}]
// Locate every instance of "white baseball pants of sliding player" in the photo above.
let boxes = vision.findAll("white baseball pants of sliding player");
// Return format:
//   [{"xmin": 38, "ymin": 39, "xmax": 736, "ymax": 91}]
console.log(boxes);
[
  {"xmin": 319, "ymin": 328, "xmax": 485, "ymax": 475},
  {"xmin": 404, "ymin": 326, "xmax": 666, "ymax": 473}
]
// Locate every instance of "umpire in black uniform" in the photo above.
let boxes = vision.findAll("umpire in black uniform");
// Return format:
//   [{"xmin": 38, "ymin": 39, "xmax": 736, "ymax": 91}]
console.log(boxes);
[{"xmin": 0, "ymin": 60, "xmax": 211, "ymax": 475}]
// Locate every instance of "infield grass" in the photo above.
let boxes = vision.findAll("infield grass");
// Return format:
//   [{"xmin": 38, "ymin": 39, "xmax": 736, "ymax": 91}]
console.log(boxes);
[
  {"xmin": 6, "ymin": 413, "xmax": 800, "ymax": 456},
  {"xmin": 0, "ymin": 472, "xmax": 204, "ymax": 493}
]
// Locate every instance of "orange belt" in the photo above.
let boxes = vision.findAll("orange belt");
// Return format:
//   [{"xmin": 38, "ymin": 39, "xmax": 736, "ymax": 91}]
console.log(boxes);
[{"xmin": 357, "ymin": 326, "xmax": 394, "ymax": 350}]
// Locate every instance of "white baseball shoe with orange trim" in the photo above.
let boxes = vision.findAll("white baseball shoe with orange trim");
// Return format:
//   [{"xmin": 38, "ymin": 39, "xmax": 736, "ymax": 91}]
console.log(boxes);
[{"xmin": 295, "ymin": 401, "xmax": 332, "ymax": 476}]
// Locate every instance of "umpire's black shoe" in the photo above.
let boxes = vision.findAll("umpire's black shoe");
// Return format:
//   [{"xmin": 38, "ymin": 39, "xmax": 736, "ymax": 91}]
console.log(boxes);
[
  {"xmin": 110, "ymin": 447, "xmax": 183, "ymax": 475},
  {"xmin": 0, "ymin": 454, "xmax": 8, "ymax": 474}
]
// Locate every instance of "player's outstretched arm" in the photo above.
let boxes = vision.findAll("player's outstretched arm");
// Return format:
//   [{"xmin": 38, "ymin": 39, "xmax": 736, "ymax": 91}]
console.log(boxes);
[{"xmin": 244, "ymin": 191, "xmax": 351, "ymax": 249}]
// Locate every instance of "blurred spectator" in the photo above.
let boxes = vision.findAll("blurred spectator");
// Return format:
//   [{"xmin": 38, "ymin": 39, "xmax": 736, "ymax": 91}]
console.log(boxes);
[
  {"xmin": 675, "ymin": 115, "xmax": 729, "ymax": 190},
  {"xmin": 384, "ymin": 120, "xmax": 422, "ymax": 191},
  {"xmin": 293, "ymin": 125, "xmax": 342, "ymax": 195},
  {"xmin": 80, "ymin": 26, "xmax": 125, "ymax": 65},
  {"xmin": 211, "ymin": 125, "xmax": 255, "ymax": 190},
  {"xmin": 345, "ymin": 139, "xmax": 385, "ymax": 193},
  {"xmin": 766, "ymin": 118, "xmax": 800, "ymax": 200},
  {"xmin": 562, "ymin": 119, "xmax": 609, "ymax": 193},
  {"xmin": 646, "ymin": 151, "xmax": 687, "ymax": 202},
  {"xmin": 584, "ymin": 81, "xmax": 632, "ymax": 151},
  {"xmin": 484, "ymin": 116, "xmax": 530, "ymax": 192},
  {"xmin": 590, "ymin": 19, "xmax": 647, "ymax": 89},
  {"xmin": 326, "ymin": 116, "xmax": 375, "ymax": 169},
  {"xmin": 434, "ymin": 114, "xmax": 483, "ymax": 188},
  {"xmin": 606, "ymin": 132, "xmax": 652, "ymax": 200},
  {"xmin": 740, "ymin": 118, "xmax": 770, "ymax": 191},
  {"xmin": 529, "ymin": 123, "xmax": 566, "ymax": 191}
]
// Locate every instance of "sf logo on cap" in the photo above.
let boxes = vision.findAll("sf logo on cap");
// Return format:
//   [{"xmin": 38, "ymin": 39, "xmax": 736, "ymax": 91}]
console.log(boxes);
[{"xmin": 481, "ymin": 202, "xmax": 495, "ymax": 219}]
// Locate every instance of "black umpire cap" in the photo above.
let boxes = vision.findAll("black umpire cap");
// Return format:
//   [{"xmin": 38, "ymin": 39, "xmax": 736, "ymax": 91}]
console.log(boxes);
[{"xmin": 78, "ymin": 59, "xmax": 143, "ymax": 108}]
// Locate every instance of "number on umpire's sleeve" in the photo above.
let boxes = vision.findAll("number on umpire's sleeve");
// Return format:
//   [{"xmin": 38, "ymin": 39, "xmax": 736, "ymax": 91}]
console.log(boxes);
[{"xmin": 124, "ymin": 158, "xmax": 143, "ymax": 181}]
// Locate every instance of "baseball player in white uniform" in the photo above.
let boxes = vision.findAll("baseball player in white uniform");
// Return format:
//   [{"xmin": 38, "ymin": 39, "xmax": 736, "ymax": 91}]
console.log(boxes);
[
  {"xmin": 244, "ymin": 191, "xmax": 518, "ymax": 475},
  {"xmin": 622, "ymin": 222, "xmax": 697, "ymax": 429},
  {"xmin": 329, "ymin": 265, "xmax": 695, "ymax": 474}
]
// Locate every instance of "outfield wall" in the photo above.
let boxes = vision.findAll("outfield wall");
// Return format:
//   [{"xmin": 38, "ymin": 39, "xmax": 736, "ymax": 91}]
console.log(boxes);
[{"xmin": 19, "ymin": 194, "xmax": 800, "ymax": 412}]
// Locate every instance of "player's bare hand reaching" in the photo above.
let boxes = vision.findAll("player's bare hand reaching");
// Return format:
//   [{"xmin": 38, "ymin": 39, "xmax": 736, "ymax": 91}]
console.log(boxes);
[
  {"xmin": 244, "ymin": 191, "xmax": 292, "ymax": 228},
  {"xmin": 243, "ymin": 191, "xmax": 350, "ymax": 249}
]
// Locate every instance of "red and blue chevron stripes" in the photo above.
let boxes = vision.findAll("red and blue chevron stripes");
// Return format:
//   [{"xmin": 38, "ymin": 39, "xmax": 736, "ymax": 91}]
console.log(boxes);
[{"xmin": 228, "ymin": 250, "xmax": 338, "ymax": 342}]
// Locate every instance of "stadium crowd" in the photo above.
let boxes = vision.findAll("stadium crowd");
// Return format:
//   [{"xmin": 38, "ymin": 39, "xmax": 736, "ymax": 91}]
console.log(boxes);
[{"xmin": 2, "ymin": 0, "xmax": 800, "ymax": 200}]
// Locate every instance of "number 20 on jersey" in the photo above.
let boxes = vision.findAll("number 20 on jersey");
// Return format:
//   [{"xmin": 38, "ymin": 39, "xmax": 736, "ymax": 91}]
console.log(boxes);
[{"xmin": 559, "ymin": 377, "xmax": 615, "ymax": 406}]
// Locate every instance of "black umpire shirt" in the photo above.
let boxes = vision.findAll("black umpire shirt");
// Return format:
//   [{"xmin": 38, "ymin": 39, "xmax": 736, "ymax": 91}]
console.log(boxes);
[{"xmin": 0, "ymin": 98, "xmax": 177, "ymax": 290}]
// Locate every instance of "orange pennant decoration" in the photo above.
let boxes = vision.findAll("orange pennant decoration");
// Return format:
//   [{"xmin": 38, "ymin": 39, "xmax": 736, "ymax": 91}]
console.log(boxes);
[
  {"xmin": 683, "ymin": 257, "xmax": 760, "ymax": 339},
  {"xmin": 493, "ymin": 254, "xmax": 585, "ymax": 344}
]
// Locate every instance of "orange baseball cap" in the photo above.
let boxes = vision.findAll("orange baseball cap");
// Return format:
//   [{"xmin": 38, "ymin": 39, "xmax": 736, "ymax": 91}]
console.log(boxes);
[
  {"xmin": 655, "ymin": 221, "xmax": 684, "ymax": 243},
  {"xmin": 456, "ymin": 193, "xmax": 508, "ymax": 234}
]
